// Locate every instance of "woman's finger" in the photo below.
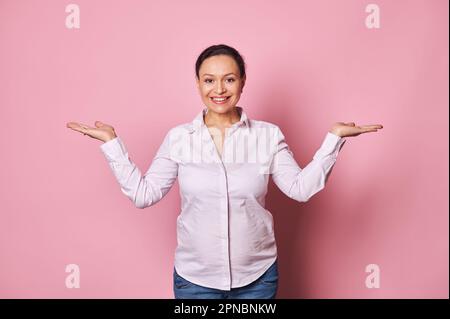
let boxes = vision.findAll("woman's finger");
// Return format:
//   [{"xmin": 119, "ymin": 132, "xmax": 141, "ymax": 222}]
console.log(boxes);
[
  {"xmin": 360, "ymin": 124, "xmax": 383, "ymax": 129},
  {"xmin": 66, "ymin": 122, "xmax": 91, "ymax": 135},
  {"xmin": 362, "ymin": 128, "xmax": 379, "ymax": 133},
  {"xmin": 79, "ymin": 124, "xmax": 92, "ymax": 136},
  {"xmin": 95, "ymin": 121, "xmax": 114, "ymax": 130},
  {"xmin": 67, "ymin": 122, "xmax": 88, "ymax": 129}
]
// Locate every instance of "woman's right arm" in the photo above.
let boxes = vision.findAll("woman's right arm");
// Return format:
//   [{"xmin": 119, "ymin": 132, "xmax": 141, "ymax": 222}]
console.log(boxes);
[
  {"xmin": 66, "ymin": 120, "xmax": 178, "ymax": 209},
  {"xmin": 99, "ymin": 131, "xmax": 178, "ymax": 209}
]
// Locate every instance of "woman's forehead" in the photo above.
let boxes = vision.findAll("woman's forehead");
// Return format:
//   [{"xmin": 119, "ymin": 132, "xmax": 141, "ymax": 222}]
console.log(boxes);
[{"xmin": 200, "ymin": 55, "xmax": 239, "ymax": 74}]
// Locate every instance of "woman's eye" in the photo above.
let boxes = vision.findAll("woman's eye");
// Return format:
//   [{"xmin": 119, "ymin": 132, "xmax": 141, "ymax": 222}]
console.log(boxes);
[{"xmin": 204, "ymin": 78, "xmax": 235, "ymax": 84}]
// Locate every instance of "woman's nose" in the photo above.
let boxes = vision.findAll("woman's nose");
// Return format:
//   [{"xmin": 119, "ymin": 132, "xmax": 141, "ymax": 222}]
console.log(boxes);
[{"xmin": 215, "ymin": 82, "xmax": 225, "ymax": 94}]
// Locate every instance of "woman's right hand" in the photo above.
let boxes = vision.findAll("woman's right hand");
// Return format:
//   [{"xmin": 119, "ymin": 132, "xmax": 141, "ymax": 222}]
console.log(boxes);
[{"xmin": 66, "ymin": 121, "xmax": 117, "ymax": 143}]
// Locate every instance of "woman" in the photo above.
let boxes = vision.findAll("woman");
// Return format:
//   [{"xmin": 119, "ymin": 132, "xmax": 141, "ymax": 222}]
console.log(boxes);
[{"xmin": 66, "ymin": 44, "xmax": 383, "ymax": 299}]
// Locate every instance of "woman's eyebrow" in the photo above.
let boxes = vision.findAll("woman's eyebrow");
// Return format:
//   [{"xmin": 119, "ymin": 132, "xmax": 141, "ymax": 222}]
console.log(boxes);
[{"xmin": 202, "ymin": 73, "xmax": 236, "ymax": 77}]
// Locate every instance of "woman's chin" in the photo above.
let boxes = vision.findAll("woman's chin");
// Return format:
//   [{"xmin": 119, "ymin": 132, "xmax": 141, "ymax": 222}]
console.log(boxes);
[{"xmin": 208, "ymin": 104, "xmax": 232, "ymax": 112}]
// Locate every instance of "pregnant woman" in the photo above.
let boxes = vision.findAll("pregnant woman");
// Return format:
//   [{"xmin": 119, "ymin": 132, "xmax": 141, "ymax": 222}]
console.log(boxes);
[{"xmin": 66, "ymin": 44, "xmax": 383, "ymax": 299}]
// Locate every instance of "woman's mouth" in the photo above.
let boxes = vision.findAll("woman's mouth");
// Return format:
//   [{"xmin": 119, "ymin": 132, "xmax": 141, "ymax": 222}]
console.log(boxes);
[{"xmin": 210, "ymin": 96, "xmax": 231, "ymax": 104}]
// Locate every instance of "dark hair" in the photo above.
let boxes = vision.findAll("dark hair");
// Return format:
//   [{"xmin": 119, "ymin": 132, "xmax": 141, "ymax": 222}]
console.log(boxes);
[{"xmin": 195, "ymin": 44, "xmax": 246, "ymax": 79}]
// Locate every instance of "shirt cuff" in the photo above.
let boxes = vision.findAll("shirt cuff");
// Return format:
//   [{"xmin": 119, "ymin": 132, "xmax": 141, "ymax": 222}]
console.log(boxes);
[
  {"xmin": 313, "ymin": 132, "xmax": 347, "ymax": 160},
  {"xmin": 99, "ymin": 136, "xmax": 129, "ymax": 163}
]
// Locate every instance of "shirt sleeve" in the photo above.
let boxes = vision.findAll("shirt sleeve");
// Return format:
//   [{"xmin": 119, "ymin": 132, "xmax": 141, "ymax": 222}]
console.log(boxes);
[
  {"xmin": 270, "ymin": 127, "xmax": 346, "ymax": 203},
  {"xmin": 99, "ymin": 130, "xmax": 178, "ymax": 209}
]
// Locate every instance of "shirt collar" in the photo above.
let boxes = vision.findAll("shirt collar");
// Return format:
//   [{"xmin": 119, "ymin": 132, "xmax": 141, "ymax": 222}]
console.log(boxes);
[{"xmin": 190, "ymin": 106, "xmax": 250, "ymax": 134}]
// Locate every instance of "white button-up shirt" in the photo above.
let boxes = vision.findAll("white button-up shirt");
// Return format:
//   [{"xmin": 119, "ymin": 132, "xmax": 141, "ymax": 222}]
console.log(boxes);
[{"xmin": 100, "ymin": 106, "xmax": 346, "ymax": 290}]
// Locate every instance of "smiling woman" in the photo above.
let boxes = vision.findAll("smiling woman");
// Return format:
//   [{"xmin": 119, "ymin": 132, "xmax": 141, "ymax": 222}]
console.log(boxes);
[
  {"xmin": 195, "ymin": 45, "xmax": 246, "ymax": 129},
  {"xmin": 66, "ymin": 43, "xmax": 383, "ymax": 300},
  {"xmin": 192, "ymin": 45, "xmax": 250, "ymax": 159}
]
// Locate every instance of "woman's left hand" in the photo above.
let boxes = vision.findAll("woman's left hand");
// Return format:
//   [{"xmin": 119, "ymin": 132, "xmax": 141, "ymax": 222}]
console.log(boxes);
[{"xmin": 329, "ymin": 122, "xmax": 383, "ymax": 137}]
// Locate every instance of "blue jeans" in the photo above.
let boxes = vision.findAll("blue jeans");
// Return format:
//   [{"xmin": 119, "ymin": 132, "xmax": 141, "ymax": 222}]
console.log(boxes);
[{"xmin": 173, "ymin": 259, "xmax": 278, "ymax": 299}]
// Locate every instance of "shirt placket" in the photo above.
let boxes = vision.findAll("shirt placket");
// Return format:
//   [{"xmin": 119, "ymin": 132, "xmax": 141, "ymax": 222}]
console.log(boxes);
[
  {"xmin": 221, "ymin": 153, "xmax": 231, "ymax": 290},
  {"xmin": 220, "ymin": 124, "xmax": 242, "ymax": 289},
  {"xmin": 202, "ymin": 124, "xmax": 232, "ymax": 289}
]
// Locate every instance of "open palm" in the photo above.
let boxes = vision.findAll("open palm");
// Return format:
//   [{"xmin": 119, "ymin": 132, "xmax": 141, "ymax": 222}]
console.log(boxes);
[
  {"xmin": 331, "ymin": 122, "xmax": 383, "ymax": 137},
  {"xmin": 66, "ymin": 121, "xmax": 117, "ymax": 143}
]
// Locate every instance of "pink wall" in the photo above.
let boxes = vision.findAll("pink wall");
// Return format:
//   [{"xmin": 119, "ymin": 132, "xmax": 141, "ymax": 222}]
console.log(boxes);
[{"xmin": 0, "ymin": 0, "xmax": 448, "ymax": 298}]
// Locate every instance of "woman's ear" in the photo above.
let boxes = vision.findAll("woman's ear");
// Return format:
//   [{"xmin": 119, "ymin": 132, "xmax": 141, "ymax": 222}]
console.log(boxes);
[{"xmin": 196, "ymin": 76, "xmax": 201, "ymax": 91}]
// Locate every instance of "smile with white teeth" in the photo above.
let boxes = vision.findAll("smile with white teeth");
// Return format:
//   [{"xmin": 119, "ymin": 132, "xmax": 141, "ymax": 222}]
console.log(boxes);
[{"xmin": 211, "ymin": 96, "xmax": 230, "ymax": 104}]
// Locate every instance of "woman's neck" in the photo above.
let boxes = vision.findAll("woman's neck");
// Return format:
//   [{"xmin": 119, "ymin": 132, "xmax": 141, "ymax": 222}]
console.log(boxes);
[{"xmin": 204, "ymin": 107, "xmax": 241, "ymax": 128}]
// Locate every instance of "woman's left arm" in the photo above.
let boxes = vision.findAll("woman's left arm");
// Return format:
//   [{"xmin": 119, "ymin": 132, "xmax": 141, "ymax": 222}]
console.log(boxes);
[{"xmin": 270, "ymin": 122, "xmax": 383, "ymax": 203}]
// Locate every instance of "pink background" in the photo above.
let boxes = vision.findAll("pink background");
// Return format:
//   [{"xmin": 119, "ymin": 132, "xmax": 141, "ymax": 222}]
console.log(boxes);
[{"xmin": 0, "ymin": 0, "xmax": 448, "ymax": 298}]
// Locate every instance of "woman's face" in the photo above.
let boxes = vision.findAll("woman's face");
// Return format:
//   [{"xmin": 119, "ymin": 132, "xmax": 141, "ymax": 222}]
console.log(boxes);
[{"xmin": 196, "ymin": 54, "xmax": 246, "ymax": 114}]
